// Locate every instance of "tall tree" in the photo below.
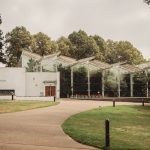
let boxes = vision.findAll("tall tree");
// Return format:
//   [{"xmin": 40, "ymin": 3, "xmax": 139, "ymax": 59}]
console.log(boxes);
[
  {"xmin": 68, "ymin": 30, "xmax": 99, "ymax": 60},
  {"xmin": 57, "ymin": 36, "xmax": 72, "ymax": 57},
  {"xmin": 26, "ymin": 58, "xmax": 41, "ymax": 72},
  {"xmin": 106, "ymin": 40, "xmax": 118, "ymax": 64},
  {"xmin": 33, "ymin": 32, "xmax": 58, "ymax": 56},
  {"xmin": 5, "ymin": 26, "xmax": 34, "ymax": 66},
  {"xmin": 106, "ymin": 40, "xmax": 145, "ymax": 64},
  {"xmin": 91, "ymin": 35, "xmax": 111, "ymax": 62},
  {"xmin": 0, "ymin": 15, "xmax": 6, "ymax": 64},
  {"xmin": 116, "ymin": 41, "xmax": 145, "ymax": 65}
]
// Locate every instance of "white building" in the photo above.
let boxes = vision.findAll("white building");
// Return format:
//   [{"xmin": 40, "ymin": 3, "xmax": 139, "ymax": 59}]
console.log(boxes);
[
  {"xmin": 0, "ymin": 50, "xmax": 76, "ymax": 99},
  {"xmin": 0, "ymin": 67, "xmax": 60, "ymax": 98}
]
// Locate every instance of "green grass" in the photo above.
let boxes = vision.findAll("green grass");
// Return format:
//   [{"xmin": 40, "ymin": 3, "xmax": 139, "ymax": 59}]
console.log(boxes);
[
  {"xmin": 0, "ymin": 100, "xmax": 59, "ymax": 114},
  {"xmin": 62, "ymin": 105, "xmax": 150, "ymax": 150}
]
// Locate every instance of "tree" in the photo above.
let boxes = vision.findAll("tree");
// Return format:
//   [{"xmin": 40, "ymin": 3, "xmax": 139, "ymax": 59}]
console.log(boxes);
[
  {"xmin": 26, "ymin": 58, "xmax": 41, "ymax": 72},
  {"xmin": 73, "ymin": 67, "xmax": 88, "ymax": 95},
  {"xmin": 106, "ymin": 40, "xmax": 145, "ymax": 65},
  {"xmin": 144, "ymin": 0, "xmax": 150, "ymax": 5},
  {"xmin": 57, "ymin": 65, "xmax": 71, "ymax": 97},
  {"xmin": 91, "ymin": 35, "xmax": 111, "ymax": 62},
  {"xmin": 116, "ymin": 41, "xmax": 145, "ymax": 65},
  {"xmin": 106, "ymin": 40, "xmax": 119, "ymax": 64},
  {"xmin": 0, "ymin": 15, "xmax": 6, "ymax": 64},
  {"xmin": 57, "ymin": 36, "xmax": 72, "ymax": 57},
  {"xmin": 5, "ymin": 26, "xmax": 34, "ymax": 66},
  {"xmin": 33, "ymin": 32, "xmax": 58, "ymax": 56},
  {"xmin": 90, "ymin": 70, "xmax": 102, "ymax": 95},
  {"xmin": 68, "ymin": 30, "xmax": 99, "ymax": 60}
]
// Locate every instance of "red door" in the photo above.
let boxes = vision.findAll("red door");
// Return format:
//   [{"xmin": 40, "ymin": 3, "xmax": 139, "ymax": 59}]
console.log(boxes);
[
  {"xmin": 50, "ymin": 86, "xmax": 56, "ymax": 96},
  {"xmin": 45, "ymin": 86, "xmax": 56, "ymax": 96},
  {"xmin": 45, "ymin": 86, "xmax": 50, "ymax": 96}
]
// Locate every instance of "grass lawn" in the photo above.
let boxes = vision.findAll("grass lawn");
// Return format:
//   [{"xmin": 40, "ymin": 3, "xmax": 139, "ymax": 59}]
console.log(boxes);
[
  {"xmin": 0, "ymin": 100, "xmax": 59, "ymax": 114},
  {"xmin": 62, "ymin": 105, "xmax": 150, "ymax": 150}
]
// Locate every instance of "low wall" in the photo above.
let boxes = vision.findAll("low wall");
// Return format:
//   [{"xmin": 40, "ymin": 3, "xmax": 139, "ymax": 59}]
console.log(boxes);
[
  {"xmin": 70, "ymin": 96, "xmax": 150, "ymax": 103},
  {"xmin": 0, "ymin": 95, "xmax": 54, "ymax": 101},
  {"xmin": 0, "ymin": 96, "xmax": 12, "ymax": 100}
]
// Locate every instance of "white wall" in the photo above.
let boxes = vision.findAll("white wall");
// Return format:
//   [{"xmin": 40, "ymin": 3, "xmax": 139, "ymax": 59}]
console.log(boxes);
[
  {"xmin": 21, "ymin": 55, "xmax": 30, "ymax": 68},
  {"xmin": 0, "ymin": 68, "xmax": 60, "ymax": 98},
  {"xmin": 25, "ymin": 72, "xmax": 60, "ymax": 98},
  {"xmin": 0, "ymin": 68, "xmax": 26, "ymax": 96}
]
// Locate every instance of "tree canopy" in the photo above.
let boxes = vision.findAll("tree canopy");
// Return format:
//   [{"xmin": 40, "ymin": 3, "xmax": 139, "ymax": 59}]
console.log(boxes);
[
  {"xmin": 106, "ymin": 40, "xmax": 145, "ymax": 64},
  {"xmin": 3, "ymin": 26, "xmax": 145, "ymax": 66},
  {"xmin": 68, "ymin": 30, "xmax": 99, "ymax": 60},
  {"xmin": 5, "ymin": 26, "xmax": 34, "ymax": 66},
  {"xmin": 57, "ymin": 36, "xmax": 72, "ymax": 57},
  {"xmin": 26, "ymin": 58, "xmax": 41, "ymax": 72},
  {"xmin": 33, "ymin": 32, "xmax": 58, "ymax": 56},
  {"xmin": 0, "ymin": 15, "xmax": 6, "ymax": 64}
]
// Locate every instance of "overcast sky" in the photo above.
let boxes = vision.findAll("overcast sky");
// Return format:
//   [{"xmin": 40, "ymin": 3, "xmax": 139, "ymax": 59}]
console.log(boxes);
[{"xmin": 0, "ymin": 0, "xmax": 150, "ymax": 60}]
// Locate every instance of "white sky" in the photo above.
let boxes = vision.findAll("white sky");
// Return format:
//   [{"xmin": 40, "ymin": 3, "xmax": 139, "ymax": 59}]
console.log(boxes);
[{"xmin": 0, "ymin": 0, "xmax": 150, "ymax": 59}]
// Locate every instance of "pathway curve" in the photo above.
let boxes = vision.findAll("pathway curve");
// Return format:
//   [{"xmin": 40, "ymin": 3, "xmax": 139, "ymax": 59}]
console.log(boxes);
[{"xmin": 0, "ymin": 100, "xmax": 138, "ymax": 150}]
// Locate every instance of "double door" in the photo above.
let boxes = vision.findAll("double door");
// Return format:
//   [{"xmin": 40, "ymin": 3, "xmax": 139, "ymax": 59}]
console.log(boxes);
[{"xmin": 45, "ymin": 86, "xmax": 56, "ymax": 96}]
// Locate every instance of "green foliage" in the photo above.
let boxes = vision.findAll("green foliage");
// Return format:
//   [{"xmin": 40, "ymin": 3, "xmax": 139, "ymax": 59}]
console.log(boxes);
[
  {"xmin": 57, "ymin": 65, "xmax": 71, "ymax": 97},
  {"xmin": 67, "ymin": 30, "xmax": 145, "ymax": 64},
  {"xmin": 116, "ymin": 41, "xmax": 145, "ymax": 65},
  {"xmin": 5, "ymin": 26, "xmax": 34, "ymax": 66},
  {"xmin": 106, "ymin": 40, "xmax": 145, "ymax": 64},
  {"xmin": 91, "ymin": 35, "xmax": 109, "ymax": 62},
  {"xmin": 73, "ymin": 67, "xmax": 88, "ymax": 95},
  {"xmin": 26, "ymin": 58, "xmax": 41, "ymax": 72},
  {"xmin": 4, "ymin": 26, "xmax": 145, "ymax": 66},
  {"xmin": 57, "ymin": 36, "xmax": 72, "ymax": 56},
  {"xmin": 90, "ymin": 71, "xmax": 102, "ymax": 95},
  {"xmin": 120, "ymin": 74, "xmax": 130, "ymax": 97},
  {"xmin": 33, "ymin": 32, "xmax": 58, "ymax": 56},
  {"xmin": 62, "ymin": 105, "xmax": 150, "ymax": 150},
  {"xmin": 133, "ymin": 71, "xmax": 150, "ymax": 97},
  {"xmin": 0, "ymin": 15, "xmax": 6, "ymax": 64},
  {"xmin": 68, "ymin": 30, "xmax": 99, "ymax": 60},
  {"xmin": 104, "ymin": 70, "xmax": 118, "ymax": 97}
]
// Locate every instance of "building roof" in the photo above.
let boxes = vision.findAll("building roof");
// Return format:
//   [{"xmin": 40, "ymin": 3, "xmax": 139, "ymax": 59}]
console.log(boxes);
[
  {"xmin": 22, "ymin": 50, "xmax": 149, "ymax": 74},
  {"xmin": 22, "ymin": 50, "xmax": 41, "ymax": 60},
  {"xmin": 71, "ymin": 58, "xmax": 111, "ymax": 71},
  {"xmin": 71, "ymin": 56, "xmax": 95, "ymax": 67},
  {"xmin": 57, "ymin": 55, "xmax": 77, "ymax": 65},
  {"xmin": 22, "ymin": 50, "xmax": 76, "ymax": 66},
  {"xmin": 77, "ymin": 56, "xmax": 95, "ymax": 63},
  {"xmin": 137, "ymin": 61, "xmax": 150, "ymax": 70},
  {"xmin": 89, "ymin": 60, "xmax": 111, "ymax": 70},
  {"xmin": 42, "ymin": 52, "xmax": 61, "ymax": 60},
  {"xmin": 120, "ymin": 64, "xmax": 142, "ymax": 74}
]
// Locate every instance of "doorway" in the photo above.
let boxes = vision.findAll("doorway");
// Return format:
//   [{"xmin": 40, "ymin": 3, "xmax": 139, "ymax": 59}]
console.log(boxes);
[{"xmin": 45, "ymin": 86, "xmax": 56, "ymax": 96}]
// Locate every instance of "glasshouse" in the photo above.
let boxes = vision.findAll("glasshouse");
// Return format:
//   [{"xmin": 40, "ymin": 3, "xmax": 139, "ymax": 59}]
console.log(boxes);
[{"xmin": 0, "ymin": 50, "xmax": 150, "ymax": 98}]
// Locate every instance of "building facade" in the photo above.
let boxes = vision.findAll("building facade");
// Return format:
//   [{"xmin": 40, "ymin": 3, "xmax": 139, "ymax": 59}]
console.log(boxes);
[
  {"xmin": 0, "ymin": 50, "xmax": 76, "ymax": 98},
  {"xmin": 0, "ymin": 67, "xmax": 60, "ymax": 98}
]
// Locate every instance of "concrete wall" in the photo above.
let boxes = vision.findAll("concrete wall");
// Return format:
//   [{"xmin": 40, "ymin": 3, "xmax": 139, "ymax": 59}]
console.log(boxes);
[
  {"xmin": 0, "ymin": 68, "xmax": 60, "ymax": 98},
  {"xmin": 25, "ymin": 72, "xmax": 60, "ymax": 98},
  {"xmin": 0, "ymin": 96, "xmax": 54, "ymax": 101},
  {"xmin": 21, "ymin": 55, "xmax": 30, "ymax": 69},
  {"xmin": 0, "ymin": 68, "xmax": 26, "ymax": 96}
]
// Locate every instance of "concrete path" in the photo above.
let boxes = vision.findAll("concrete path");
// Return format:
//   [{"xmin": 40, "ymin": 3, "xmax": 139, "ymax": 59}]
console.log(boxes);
[{"xmin": 0, "ymin": 100, "xmax": 139, "ymax": 150}]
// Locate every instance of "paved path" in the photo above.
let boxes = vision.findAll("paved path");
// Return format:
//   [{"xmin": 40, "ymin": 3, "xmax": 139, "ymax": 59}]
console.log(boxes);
[{"xmin": 0, "ymin": 100, "xmax": 139, "ymax": 150}]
